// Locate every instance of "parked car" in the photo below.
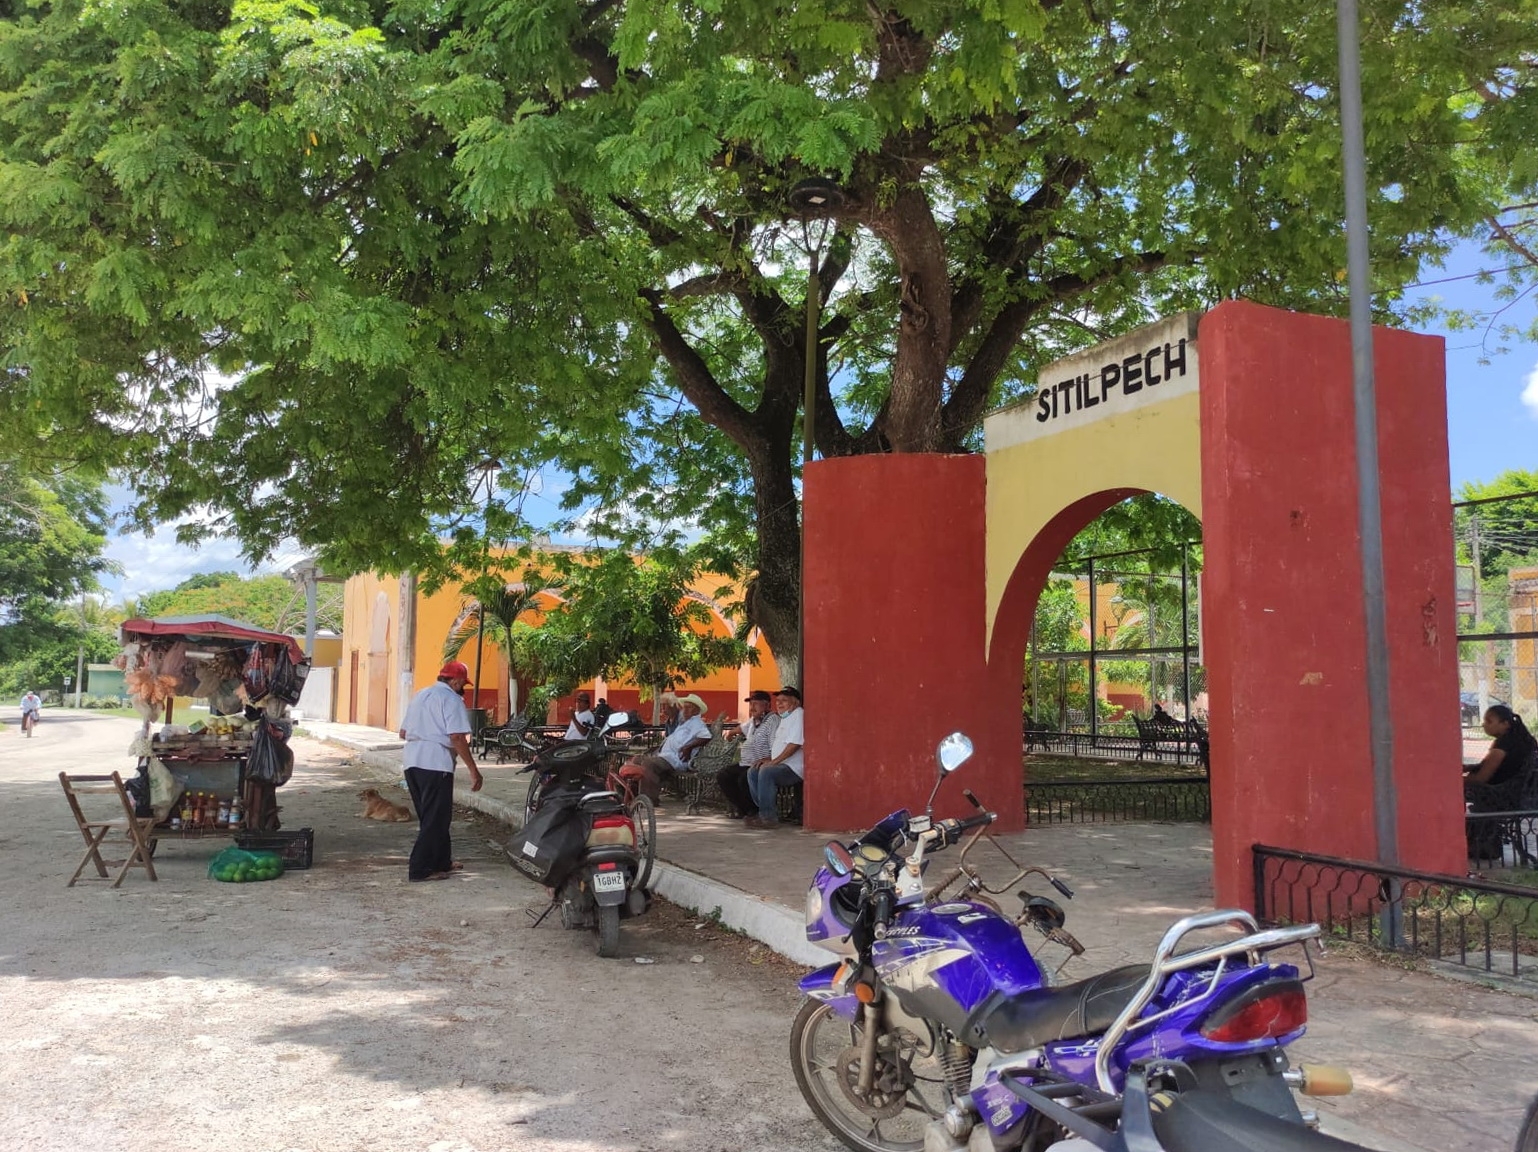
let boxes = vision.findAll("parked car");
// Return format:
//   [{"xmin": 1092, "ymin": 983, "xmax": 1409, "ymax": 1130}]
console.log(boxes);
[{"xmin": 1461, "ymin": 691, "xmax": 1506, "ymax": 726}]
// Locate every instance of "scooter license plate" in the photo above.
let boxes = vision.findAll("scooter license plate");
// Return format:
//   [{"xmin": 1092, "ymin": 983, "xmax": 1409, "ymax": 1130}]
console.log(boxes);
[{"xmin": 591, "ymin": 871, "xmax": 626, "ymax": 894}]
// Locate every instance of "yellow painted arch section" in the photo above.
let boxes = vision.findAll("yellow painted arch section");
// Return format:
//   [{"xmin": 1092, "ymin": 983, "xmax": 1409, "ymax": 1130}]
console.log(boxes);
[{"xmin": 985, "ymin": 389, "xmax": 1202, "ymax": 654}]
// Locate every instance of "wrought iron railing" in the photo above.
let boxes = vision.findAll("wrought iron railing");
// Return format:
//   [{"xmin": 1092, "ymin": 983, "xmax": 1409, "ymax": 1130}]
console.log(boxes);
[
  {"xmin": 1253, "ymin": 843, "xmax": 1538, "ymax": 980},
  {"xmin": 1025, "ymin": 777, "xmax": 1211, "ymax": 824},
  {"xmin": 1024, "ymin": 727, "xmax": 1208, "ymax": 768},
  {"xmin": 1466, "ymin": 810, "xmax": 1538, "ymax": 872}
]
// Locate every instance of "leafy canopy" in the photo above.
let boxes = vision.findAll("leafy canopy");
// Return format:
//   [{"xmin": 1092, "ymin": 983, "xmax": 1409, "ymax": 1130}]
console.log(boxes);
[{"xmin": 0, "ymin": 0, "xmax": 1533, "ymax": 678}]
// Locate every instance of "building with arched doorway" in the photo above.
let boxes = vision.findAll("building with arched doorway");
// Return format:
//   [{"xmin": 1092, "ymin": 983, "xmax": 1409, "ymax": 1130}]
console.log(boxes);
[{"xmin": 337, "ymin": 552, "xmax": 782, "ymax": 730}]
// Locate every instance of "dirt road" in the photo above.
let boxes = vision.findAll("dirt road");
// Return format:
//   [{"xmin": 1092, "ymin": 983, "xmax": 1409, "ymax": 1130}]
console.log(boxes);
[{"xmin": 1, "ymin": 710, "xmax": 832, "ymax": 1152}]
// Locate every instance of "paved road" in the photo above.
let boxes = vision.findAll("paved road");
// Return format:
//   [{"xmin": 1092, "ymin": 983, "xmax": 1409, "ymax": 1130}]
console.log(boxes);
[{"xmin": 0, "ymin": 710, "xmax": 832, "ymax": 1152}]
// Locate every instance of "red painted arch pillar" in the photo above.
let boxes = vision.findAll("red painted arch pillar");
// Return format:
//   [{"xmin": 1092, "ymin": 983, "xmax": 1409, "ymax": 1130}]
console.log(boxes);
[
  {"xmin": 1199, "ymin": 301, "xmax": 1465, "ymax": 904},
  {"xmin": 802, "ymin": 454, "xmax": 1024, "ymax": 832}
]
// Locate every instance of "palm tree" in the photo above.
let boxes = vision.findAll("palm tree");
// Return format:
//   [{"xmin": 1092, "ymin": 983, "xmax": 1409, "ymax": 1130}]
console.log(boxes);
[{"xmin": 442, "ymin": 578, "xmax": 547, "ymax": 716}]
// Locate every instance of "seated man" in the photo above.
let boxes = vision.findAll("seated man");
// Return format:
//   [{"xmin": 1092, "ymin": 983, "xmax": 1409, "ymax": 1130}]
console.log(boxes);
[
  {"xmin": 718, "ymin": 690, "xmax": 779, "ymax": 819},
  {"xmin": 626, "ymin": 693, "xmax": 712, "ymax": 802},
  {"xmin": 746, "ymin": 687, "xmax": 804, "ymax": 829}
]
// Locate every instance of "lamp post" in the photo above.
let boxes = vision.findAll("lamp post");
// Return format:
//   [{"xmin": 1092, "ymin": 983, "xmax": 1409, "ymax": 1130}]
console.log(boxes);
[
  {"xmin": 787, "ymin": 178, "xmax": 848, "ymax": 684},
  {"xmin": 470, "ymin": 459, "xmax": 502, "ymax": 717},
  {"xmin": 1336, "ymin": 0, "xmax": 1399, "ymax": 941}
]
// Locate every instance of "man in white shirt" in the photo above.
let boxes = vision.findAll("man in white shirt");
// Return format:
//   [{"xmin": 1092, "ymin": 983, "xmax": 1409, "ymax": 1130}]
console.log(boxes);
[
  {"xmin": 718, "ymin": 690, "xmax": 779, "ymax": 818},
  {"xmin": 747, "ymin": 687, "xmax": 804, "ymax": 828},
  {"xmin": 398, "ymin": 660, "xmax": 483, "ymax": 882},
  {"xmin": 627, "ymin": 693, "xmax": 712, "ymax": 802},
  {"xmin": 563, "ymin": 691, "xmax": 595, "ymax": 741}
]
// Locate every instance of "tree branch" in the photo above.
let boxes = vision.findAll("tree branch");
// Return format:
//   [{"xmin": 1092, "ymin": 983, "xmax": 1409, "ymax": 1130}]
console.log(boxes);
[
  {"xmin": 941, "ymin": 250, "xmax": 1168, "ymax": 446},
  {"xmin": 639, "ymin": 289, "xmax": 759, "ymax": 449}
]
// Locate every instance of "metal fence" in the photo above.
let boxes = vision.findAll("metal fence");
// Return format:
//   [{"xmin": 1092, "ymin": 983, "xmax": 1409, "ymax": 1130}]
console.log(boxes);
[
  {"xmin": 1253, "ymin": 843, "xmax": 1538, "ymax": 980},
  {"xmin": 1024, "ymin": 726, "xmax": 1208, "ymax": 767},
  {"xmin": 1466, "ymin": 810, "xmax": 1538, "ymax": 872},
  {"xmin": 1025, "ymin": 777, "xmax": 1211, "ymax": 824},
  {"xmin": 1454, "ymin": 491, "xmax": 1538, "ymax": 727}
]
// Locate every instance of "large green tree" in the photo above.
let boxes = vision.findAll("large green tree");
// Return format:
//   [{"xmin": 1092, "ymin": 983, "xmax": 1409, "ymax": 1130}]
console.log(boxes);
[
  {"xmin": 135, "ymin": 571, "xmax": 342, "ymax": 633},
  {"xmin": 1, "ymin": 0, "xmax": 1534, "ymax": 683}
]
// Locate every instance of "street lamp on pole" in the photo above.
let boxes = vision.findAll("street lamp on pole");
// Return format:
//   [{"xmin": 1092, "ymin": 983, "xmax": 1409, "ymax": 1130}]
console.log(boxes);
[
  {"xmin": 470, "ymin": 459, "xmax": 502, "ymax": 718},
  {"xmin": 787, "ymin": 178, "xmax": 848, "ymax": 686}
]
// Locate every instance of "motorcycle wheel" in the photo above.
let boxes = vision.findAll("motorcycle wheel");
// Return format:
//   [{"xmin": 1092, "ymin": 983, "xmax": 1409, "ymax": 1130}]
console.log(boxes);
[
  {"xmin": 788, "ymin": 998, "xmax": 948, "ymax": 1152},
  {"xmin": 595, "ymin": 903, "xmax": 621, "ymax": 958},
  {"xmin": 1518, "ymin": 1095, "xmax": 1538, "ymax": 1152},
  {"xmin": 629, "ymin": 794, "xmax": 656, "ymax": 891}
]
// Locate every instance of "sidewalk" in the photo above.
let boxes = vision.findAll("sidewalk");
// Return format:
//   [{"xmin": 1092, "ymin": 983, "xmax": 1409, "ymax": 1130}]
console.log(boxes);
[{"xmin": 304, "ymin": 723, "xmax": 1538, "ymax": 1152}]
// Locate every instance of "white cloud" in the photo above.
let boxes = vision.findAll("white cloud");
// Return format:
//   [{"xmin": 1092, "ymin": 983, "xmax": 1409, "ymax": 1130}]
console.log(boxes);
[
  {"xmin": 1523, "ymin": 360, "xmax": 1538, "ymax": 420},
  {"xmin": 103, "ymin": 524, "xmax": 277, "ymax": 601}
]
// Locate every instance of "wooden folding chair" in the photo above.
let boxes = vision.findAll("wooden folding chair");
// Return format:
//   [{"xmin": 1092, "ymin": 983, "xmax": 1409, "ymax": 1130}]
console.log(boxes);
[{"xmin": 58, "ymin": 771, "xmax": 159, "ymax": 888}]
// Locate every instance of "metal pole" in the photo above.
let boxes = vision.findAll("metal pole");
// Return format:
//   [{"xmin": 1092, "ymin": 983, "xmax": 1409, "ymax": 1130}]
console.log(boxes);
[
  {"xmin": 1181, "ymin": 546, "xmax": 1192, "ymax": 718},
  {"xmin": 303, "ymin": 569, "xmax": 318, "ymax": 658},
  {"xmin": 1338, "ymin": 0, "xmax": 1401, "ymax": 939},
  {"xmin": 798, "ymin": 249, "xmax": 820, "ymax": 686},
  {"xmin": 1088, "ymin": 557, "xmax": 1098, "ymax": 738}
]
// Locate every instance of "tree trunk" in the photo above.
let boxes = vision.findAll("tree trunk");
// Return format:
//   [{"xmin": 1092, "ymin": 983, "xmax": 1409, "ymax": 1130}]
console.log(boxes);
[{"xmin": 746, "ymin": 446, "xmax": 803, "ymax": 691}]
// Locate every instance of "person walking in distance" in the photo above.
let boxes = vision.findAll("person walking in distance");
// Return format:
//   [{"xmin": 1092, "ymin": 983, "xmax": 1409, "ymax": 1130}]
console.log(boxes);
[
  {"xmin": 398, "ymin": 660, "xmax": 484, "ymax": 882},
  {"xmin": 746, "ymin": 687, "xmax": 804, "ymax": 828}
]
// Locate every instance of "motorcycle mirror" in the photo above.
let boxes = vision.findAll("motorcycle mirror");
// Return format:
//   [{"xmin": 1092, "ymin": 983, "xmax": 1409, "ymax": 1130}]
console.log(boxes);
[
  {"xmin": 823, "ymin": 841, "xmax": 855, "ymax": 878},
  {"xmin": 936, "ymin": 732, "xmax": 973, "ymax": 774},
  {"xmin": 604, "ymin": 712, "xmax": 629, "ymax": 730}
]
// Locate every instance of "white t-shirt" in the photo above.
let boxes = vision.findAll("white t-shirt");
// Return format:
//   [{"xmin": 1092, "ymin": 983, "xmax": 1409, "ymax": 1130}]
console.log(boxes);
[
  {"xmin": 564, "ymin": 709, "xmax": 595, "ymax": 741},
  {"xmin": 770, "ymin": 707, "xmax": 805, "ymax": 779},
  {"xmin": 659, "ymin": 714, "xmax": 711, "ymax": 770},
  {"xmin": 401, "ymin": 682, "xmax": 472, "ymax": 773}
]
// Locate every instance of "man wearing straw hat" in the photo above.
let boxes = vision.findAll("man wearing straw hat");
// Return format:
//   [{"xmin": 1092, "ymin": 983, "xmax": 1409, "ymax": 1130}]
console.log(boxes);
[{"xmin": 627, "ymin": 693, "xmax": 712, "ymax": 802}]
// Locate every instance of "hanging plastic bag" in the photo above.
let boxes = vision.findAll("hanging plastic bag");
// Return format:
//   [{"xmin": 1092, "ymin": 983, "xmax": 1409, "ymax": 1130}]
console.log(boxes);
[
  {"xmin": 269, "ymin": 646, "xmax": 309, "ymax": 705},
  {"xmin": 247, "ymin": 717, "xmax": 294, "ymax": 786},
  {"xmin": 242, "ymin": 644, "xmax": 270, "ymax": 702}
]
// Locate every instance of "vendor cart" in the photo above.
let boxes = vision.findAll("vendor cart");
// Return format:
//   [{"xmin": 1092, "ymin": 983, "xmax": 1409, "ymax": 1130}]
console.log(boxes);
[{"xmin": 117, "ymin": 615, "xmax": 309, "ymax": 841}]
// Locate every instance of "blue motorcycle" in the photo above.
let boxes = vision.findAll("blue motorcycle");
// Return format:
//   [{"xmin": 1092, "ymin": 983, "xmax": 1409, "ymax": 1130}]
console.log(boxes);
[{"xmin": 791, "ymin": 733, "xmax": 1365, "ymax": 1152}]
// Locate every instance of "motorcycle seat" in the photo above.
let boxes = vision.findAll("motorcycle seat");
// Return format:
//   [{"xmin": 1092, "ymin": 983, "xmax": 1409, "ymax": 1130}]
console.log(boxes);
[{"xmin": 965, "ymin": 964, "xmax": 1150, "ymax": 1052}]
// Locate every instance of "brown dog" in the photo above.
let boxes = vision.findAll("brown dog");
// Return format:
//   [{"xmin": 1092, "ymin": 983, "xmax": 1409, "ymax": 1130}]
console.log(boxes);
[{"xmin": 357, "ymin": 787, "xmax": 413, "ymax": 822}]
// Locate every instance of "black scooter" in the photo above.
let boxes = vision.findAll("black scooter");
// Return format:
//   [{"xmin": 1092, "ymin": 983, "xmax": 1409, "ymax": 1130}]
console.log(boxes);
[{"xmin": 505, "ymin": 713, "xmax": 647, "ymax": 957}]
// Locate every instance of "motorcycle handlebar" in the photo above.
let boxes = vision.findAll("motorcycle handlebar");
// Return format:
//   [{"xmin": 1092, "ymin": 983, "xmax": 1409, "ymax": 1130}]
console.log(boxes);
[
  {"xmin": 1051, "ymin": 876, "xmax": 1075, "ymax": 900},
  {"xmin": 870, "ymin": 886, "xmax": 896, "ymax": 939}
]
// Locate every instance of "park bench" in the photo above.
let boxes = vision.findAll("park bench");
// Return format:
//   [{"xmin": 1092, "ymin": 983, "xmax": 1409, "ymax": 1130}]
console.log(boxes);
[{"xmin": 1133, "ymin": 714, "xmax": 1210, "ymax": 770}]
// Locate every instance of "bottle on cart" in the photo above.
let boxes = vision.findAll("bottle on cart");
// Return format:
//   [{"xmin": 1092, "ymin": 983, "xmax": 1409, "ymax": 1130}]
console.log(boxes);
[
  {"xmin": 179, "ymin": 792, "xmax": 194, "ymax": 831},
  {"xmin": 216, "ymin": 797, "xmax": 230, "ymax": 828},
  {"xmin": 227, "ymin": 795, "xmax": 242, "ymax": 831},
  {"xmin": 198, "ymin": 792, "xmax": 211, "ymax": 829}
]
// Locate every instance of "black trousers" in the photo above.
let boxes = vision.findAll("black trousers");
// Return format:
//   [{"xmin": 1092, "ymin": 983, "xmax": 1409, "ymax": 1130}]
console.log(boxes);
[
  {"xmin": 404, "ymin": 767, "xmax": 455, "ymax": 880},
  {"xmin": 716, "ymin": 763, "xmax": 753, "ymax": 817}
]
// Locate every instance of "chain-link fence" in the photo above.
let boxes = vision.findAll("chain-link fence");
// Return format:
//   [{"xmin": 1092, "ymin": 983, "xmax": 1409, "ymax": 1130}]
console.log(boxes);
[{"xmin": 1454, "ymin": 491, "xmax": 1538, "ymax": 731}]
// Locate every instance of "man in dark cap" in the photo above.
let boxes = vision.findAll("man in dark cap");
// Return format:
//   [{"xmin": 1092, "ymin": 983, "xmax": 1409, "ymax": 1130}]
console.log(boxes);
[
  {"xmin": 747, "ymin": 687, "xmax": 804, "ymax": 828},
  {"xmin": 717, "ymin": 689, "xmax": 779, "ymax": 819}
]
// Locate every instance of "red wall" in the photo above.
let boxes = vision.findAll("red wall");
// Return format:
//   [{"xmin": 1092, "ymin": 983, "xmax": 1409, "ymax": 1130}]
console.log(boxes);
[
  {"xmin": 803, "ymin": 455, "xmax": 1025, "ymax": 832},
  {"xmin": 1200, "ymin": 301, "xmax": 1464, "ymax": 904}
]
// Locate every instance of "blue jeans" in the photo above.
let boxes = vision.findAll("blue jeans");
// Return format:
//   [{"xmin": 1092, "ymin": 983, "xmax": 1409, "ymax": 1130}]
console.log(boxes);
[{"xmin": 748, "ymin": 763, "xmax": 801, "ymax": 821}]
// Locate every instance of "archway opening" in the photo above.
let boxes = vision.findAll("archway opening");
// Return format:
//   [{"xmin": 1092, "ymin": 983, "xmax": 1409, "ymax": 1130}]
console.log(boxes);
[{"xmin": 1021, "ymin": 494, "xmax": 1204, "ymax": 755}]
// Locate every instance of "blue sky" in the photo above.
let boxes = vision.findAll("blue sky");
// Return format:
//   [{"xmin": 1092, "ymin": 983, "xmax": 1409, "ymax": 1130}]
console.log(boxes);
[{"xmin": 101, "ymin": 239, "xmax": 1537, "ymax": 602}]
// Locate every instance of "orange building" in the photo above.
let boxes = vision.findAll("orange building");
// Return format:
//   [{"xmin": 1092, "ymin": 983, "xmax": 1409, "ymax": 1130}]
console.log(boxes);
[{"xmin": 337, "ymin": 553, "xmax": 782, "ymax": 730}]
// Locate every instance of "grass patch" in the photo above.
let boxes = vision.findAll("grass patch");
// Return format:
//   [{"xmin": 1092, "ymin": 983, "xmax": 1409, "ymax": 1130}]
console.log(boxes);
[{"xmin": 1025, "ymin": 754, "xmax": 1207, "ymax": 783}]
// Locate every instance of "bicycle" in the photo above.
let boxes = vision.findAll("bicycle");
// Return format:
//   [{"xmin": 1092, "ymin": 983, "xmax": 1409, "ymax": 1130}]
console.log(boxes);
[{"xmin": 21, "ymin": 711, "xmax": 37, "ymax": 737}]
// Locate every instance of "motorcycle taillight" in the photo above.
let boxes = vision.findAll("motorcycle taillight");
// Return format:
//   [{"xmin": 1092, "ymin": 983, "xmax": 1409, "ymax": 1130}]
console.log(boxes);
[
  {"xmin": 591, "ymin": 816, "xmax": 633, "ymax": 830},
  {"xmin": 1199, "ymin": 980, "xmax": 1307, "ymax": 1043}
]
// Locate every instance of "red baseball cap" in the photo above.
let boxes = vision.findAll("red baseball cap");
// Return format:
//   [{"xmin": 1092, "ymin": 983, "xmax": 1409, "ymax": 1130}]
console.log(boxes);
[{"xmin": 438, "ymin": 660, "xmax": 470, "ymax": 680}]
